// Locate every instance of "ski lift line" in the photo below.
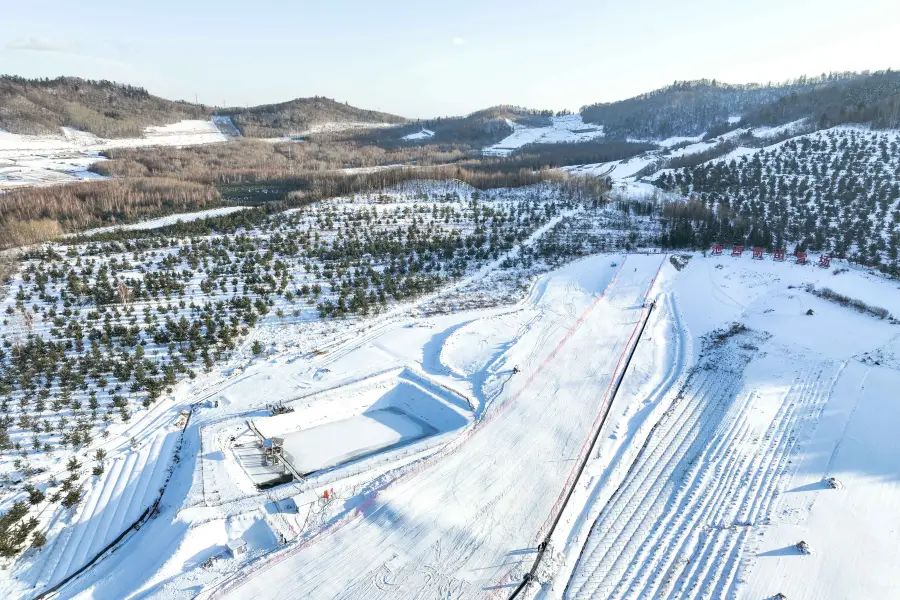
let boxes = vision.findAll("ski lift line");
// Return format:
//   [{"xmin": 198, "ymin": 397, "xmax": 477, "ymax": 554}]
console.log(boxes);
[
  {"xmin": 508, "ymin": 299, "xmax": 657, "ymax": 600},
  {"xmin": 507, "ymin": 256, "xmax": 665, "ymax": 600}
]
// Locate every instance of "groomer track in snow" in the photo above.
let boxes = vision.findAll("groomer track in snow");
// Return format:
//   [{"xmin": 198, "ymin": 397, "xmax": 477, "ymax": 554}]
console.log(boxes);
[{"xmin": 565, "ymin": 334, "xmax": 842, "ymax": 599}]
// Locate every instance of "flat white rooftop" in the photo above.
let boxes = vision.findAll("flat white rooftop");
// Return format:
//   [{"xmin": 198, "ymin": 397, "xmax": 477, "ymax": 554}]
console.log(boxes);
[{"xmin": 275, "ymin": 407, "xmax": 436, "ymax": 476}]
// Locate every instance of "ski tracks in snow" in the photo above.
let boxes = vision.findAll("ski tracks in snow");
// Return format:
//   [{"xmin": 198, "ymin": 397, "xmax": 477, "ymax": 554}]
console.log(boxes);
[{"xmin": 565, "ymin": 343, "xmax": 841, "ymax": 600}]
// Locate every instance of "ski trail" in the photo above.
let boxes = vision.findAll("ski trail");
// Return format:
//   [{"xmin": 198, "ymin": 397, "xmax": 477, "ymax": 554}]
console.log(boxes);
[
  {"xmin": 565, "ymin": 339, "xmax": 842, "ymax": 600},
  {"xmin": 205, "ymin": 256, "xmax": 664, "ymax": 600}
]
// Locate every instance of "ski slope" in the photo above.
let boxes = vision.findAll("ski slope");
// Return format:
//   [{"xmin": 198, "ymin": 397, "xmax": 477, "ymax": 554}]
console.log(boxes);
[
  {"xmin": 549, "ymin": 253, "xmax": 900, "ymax": 600},
  {"xmin": 402, "ymin": 129, "xmax": 434, "ymax": 140},
  {"xmin": 483, "ymin": 115, "xmax": 604, "ymax": 156},
  {"xmin": 565, "ymin": 351, "xmax": 841, "ymax": 599},
  {"xmin": 33, "ymin": 430, "xmax": 180, "ymax": 589},
  {"xmin": 209, "ymin": 254, "xmax": 663, "ymax": 599}
]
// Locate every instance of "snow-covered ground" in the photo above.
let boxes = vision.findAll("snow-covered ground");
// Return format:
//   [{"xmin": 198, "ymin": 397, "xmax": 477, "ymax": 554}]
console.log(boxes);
[
  {"xmin": 564, "ymin": 155, "xmax": 656, "ymax": 180},
  {"xmin": 5, "ymin": 246, "xmax": 898, "ymax": 600},
  {"xmin": 72, "ymin": 206, "xmax": 250, "ymax": 237},
  {"xmin": 31, "ymin": 429, "xmax": 181, "ymax": 591},
  {"xmin": 1, "ymin": 167, "xmax": 899, "ymax": 600},
  {"xmin": 750, "ymin": 117, "xmax": 808, "ymax": 139},
  {"xmin": 553, "ymin": 254, "xmax": 900, "ymax": 600},
  {"xmin": 0, "ymin": 120, "xmax": 228, "ymax": 189},
  {"xmin": 483, "ymin": 115, "xmax": 604, "ymax": 156},
  {"xmin": 401, "ymin": 128, "xmax": 434, "ymax": 141},
  {"xmin": 205, "ymin": 254, "xmax": 664, "ymax": 599}
]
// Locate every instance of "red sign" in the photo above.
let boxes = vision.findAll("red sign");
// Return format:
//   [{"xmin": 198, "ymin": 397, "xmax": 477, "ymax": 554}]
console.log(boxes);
[
  {"xmin": 752, "ymin": 247, "xmax": 764, "ymax": 259},
  {"xmin": 819, "ymin": 255, "xmax": 831, "ymax": 268},
  {"xmin": 711, "ymin": 244, "xmax": 723, "ymax": 255},
  {"xmin": 773, "ymin": 249, "xmax": 785, "ymax": 261},
  {"xmin": 796, "ymin": 251, "xmax": 807, "ymax": 265},
  {"xmin": 732, "ymin": 245, "xmax": 744, "ymax": 257}
]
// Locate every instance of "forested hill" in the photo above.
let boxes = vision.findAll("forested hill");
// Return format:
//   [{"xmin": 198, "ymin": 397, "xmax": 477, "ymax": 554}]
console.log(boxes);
[
  {"xmin": 219, "ymin": 97, "xmax": 407, "ymax": 138},
  {"xmin": 352, "ymin": 105, "xmax": 556, "ymax": 148},
  {"xmin": 0, "ymin": 76, "xmax": 407, "ymax": 139},
  {"xmin": 738, "ymin": 70, "xmax": 900, "ymax": 130},
  {"xmin": 580, "ymin": 71, "xmax": 900, "ymax": 140},
  {"xmin": 0, "ymin": 76, "xmax": 210, "ymax": 138}
]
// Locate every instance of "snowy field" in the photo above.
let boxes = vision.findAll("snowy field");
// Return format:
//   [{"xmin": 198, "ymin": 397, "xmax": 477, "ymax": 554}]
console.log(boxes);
[
  {"xmin": 0, "ymin": 120, "xmax": 228, "ymax": 189},
  {"xmin": 553, "ymin": 254, "xmax": 900, "ymax": 600},
  {"xmin": 401, "ymin": 128, "xmax": 434, "ymax": 141},
  {"xmin": 483, "ymin": 115, "xmax": 605, "ymax": 156}
]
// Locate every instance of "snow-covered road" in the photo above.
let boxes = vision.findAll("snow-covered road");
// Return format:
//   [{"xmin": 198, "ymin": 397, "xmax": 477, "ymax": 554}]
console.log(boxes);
[{"xmin": 210, "ymin": 255, "xmax": 664, "ymax": 599}]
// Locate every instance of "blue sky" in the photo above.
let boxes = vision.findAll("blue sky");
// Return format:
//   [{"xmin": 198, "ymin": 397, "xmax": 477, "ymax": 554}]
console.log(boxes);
[{"xmin": 1, "ymin": 0, "xmax": 897, "ymax": 118}]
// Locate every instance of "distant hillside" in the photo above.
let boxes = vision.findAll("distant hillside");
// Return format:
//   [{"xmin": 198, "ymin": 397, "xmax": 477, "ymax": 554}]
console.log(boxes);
[
  {"xmin": 0, "ymin": 76, "xmax": 210, "ymax": 138},
  {"xmin": 0, "ymin": 76, "xmax": 407, "ymax": 140},
  {"xmin": 353, "ymin": 105, "xmax": 555, "ymax": 148},
  {"xmin": 580, "ymin": 75, "xmax": 850, "ymax": 140},
  {"xmin": 738, "ymin": 70, "xmax": 900, "ymax": 130},
  {"xmin": 219, "ymin": 97, "xmax": 407, "ymax": 138}
]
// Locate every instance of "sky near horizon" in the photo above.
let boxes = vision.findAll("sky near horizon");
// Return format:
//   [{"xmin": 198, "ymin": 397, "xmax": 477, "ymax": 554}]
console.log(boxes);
[{"xmin": 1, "ymin": 0, "xmax": 898, "ymax": 119}]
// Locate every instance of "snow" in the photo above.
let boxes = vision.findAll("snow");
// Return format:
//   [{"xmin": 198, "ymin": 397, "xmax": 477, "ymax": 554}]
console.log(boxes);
[
  {"xmin": 551, "ymin": 254, "xmax": 900, "ymax": 600},
  {"xmin": 751, "ymin": 118, "xmax": 808, "ymax": 138},
  {"xmin": 26, "ymin": 430, "xmax": 180, "ymax": 591},
  {"xmin": 4, "ymin": 181, "xmax": 900, "ymax": 600},
  {"xmin": 275, "ymin": 408, "xmax": 434, "ymax": 476},
  {"xmin": 212, "ymin": 115, "xmax": 241, "ymax": 137},
  {"xmin": 657, "ymin": 133, "xmax": 706, "ymax": 148},
  {"xmin": 664, "ymin": 139, "xmax": 718, "ymax": 158},
  {"xmin": 483, "ymin": 115, "xmax": 604, "ymax": 156},
  {"xmin": 299, "ymin": 122, "xmax": 397, "ymax": 136},
  {"xmin": 740, "ymin": 361, "xmax": 900, "ymax": 600},
  {"xmin": 73, "ymin": 206, "xmax": 251, "ymax": 236},
  {"xmin": 564, "ymin": 155, "xmax": 656, "ymax": 180},
  {"xmin": 402, "ymin": 128, "xmax": 434, "ymax": 140},
  {"xmin": 206, "ymin": 254, "xmax": 663, "ymax": 599},
  {"xmin": 0, "ymin": 120, "xmax": 227, "ymax": 189}
]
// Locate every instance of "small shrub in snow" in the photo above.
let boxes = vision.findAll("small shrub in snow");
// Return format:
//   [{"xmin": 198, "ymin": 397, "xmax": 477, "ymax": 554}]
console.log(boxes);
[
  {"xmin": 804, "ymin": 284, "xmax": 891, "ymax": 320},
  {"xmin": 31, "ymin": 530, "xmax": 46, "ymax": 549},
  {"xmin": 0, "ymin": 502, "xmax": 37, "ymax": 557},
  {"xmin": 669, "ymin": 254, "xmax": 691, "ymax": 271},
  {"xmin": 61, "ymin": 488, "xmax": 82, "ymax": 510},
  {"xmin": 795, "ymin": 540, "xmax": 812, "ymax": 555}
]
